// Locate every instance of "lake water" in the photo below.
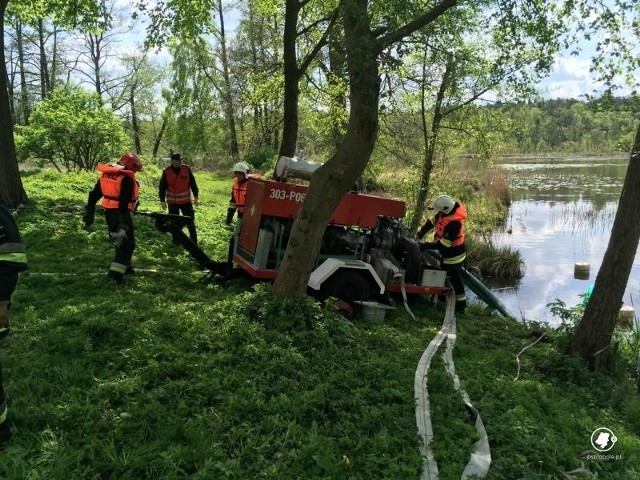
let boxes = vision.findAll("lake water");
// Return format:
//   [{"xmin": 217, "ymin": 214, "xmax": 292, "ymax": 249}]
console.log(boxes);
[{"xmin": 485, "ymin": 155, "xmax": 639, "ymax": 324}]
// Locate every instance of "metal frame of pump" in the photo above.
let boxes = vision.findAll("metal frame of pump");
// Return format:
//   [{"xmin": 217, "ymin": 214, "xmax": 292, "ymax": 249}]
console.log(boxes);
[{"xmin": 231, "ymin": 176, "xmax": 451, "ymax": 301}]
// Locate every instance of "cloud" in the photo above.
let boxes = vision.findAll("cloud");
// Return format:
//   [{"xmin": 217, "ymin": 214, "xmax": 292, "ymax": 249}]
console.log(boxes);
[{"xmin": 539, "ymin": 56, "xmax": 605, "ymax": 99}]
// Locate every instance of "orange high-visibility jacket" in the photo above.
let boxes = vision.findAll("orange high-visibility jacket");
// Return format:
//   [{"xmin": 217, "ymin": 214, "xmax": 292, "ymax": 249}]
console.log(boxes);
[
  {"xmin": 163, "ymin": 165, "xmax": 193, "ymax": 205},
  {"xmin": 98, "ymin": 164, "xmax": 139, "ymax": 211},
  {"xmin": 433, "ymin": 204, "xmax": 467, "ymax": 264},
  {"xmin": 230, "ymin": 174, "xmax": 260, "ymax": 213}
]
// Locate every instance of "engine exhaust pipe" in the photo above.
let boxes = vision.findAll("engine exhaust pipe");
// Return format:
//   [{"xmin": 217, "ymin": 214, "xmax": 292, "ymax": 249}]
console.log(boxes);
[{"xmin": 275, "ymin": 156, "xmax": 321, "ymax": 181}]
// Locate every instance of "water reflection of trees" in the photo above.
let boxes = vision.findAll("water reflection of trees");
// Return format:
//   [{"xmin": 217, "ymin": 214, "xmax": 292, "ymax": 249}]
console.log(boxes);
[
  {"xmin": 550, "ymin": 200, "xmax": 617, "ymax": 233},
  {"xmin": 501, "ymin": 156, "xmax": 627, "ymax": 203}
]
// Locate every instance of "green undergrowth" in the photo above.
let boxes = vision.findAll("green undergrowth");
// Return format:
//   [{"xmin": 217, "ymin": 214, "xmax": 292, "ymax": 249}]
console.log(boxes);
[{"xmin": 0, "ymin": 170, "xmax": 638, "ymax": 478}]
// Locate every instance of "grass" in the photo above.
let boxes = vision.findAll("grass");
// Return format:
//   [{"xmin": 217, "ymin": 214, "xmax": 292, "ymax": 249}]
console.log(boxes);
[
  {"xmin": 466, "ymin": 237, "xmax": 525, "ymax": 286},
  {"xmin": 0, "ymin": 169, "xmax": 639, "ymax": 479}
]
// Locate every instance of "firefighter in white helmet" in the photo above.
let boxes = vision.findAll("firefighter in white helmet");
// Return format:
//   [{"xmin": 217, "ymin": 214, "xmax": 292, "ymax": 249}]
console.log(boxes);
[
  {"xmin": 417, "ymin": 194, "xmax": 468, "ymax": 314},
  {"xmin": 226, "ymin": 162, "xmax": 254, "ymax": 225},
  {"xmin": 224, "ymin": 162, "xmax": 260, "ymax": 268}
]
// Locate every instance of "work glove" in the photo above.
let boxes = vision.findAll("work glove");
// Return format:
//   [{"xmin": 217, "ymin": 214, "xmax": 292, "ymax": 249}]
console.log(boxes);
[
  {"xmin": 160, "ymin": 201, "xmax": 167, "ymax": 210},
  {"xmin": 193, "ymin": 197, "xmax": 198, "ymax": 207},
  {"xmin": 83, "ymin": 207, "xmax": 95, "ymax": 228},
  {"xmin": 225, "ymin": 208, "xmax": 235, "ymax": 225}
]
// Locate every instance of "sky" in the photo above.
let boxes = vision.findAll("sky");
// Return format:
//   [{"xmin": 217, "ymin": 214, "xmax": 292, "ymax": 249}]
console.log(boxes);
[
  {"xmin": 114, "ymin": 1, "xmax": 633, "ymax": 101},
  {"xmin": 539, "ymin": 56, "xmax": 604, "ymax": 99},
  {"xmin": 128, "ymin": 37, "xmax": 606, "ymax": 102}
]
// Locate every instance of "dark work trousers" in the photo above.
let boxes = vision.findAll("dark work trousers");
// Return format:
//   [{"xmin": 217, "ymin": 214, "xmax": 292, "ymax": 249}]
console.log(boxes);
[
  {"xmin": 391, "ymin": 237, "xmax": 422, "ymax": 284},
  {"xmin": 0, "ymin": 358, "xmax": 9, "ymax": 443},
  {"xmin": 226, "ymin": 215, "xmax": 243, "ymax": 270},
  {"xmin": 0, "ymin": 269, "xmax": 13, "ymax": 409},
  {"xmin": 0, "ymin": 271, "xmax": 13, "ymax": 444},
  {"xmin": 168, "ymin": 203, "xmax": 197, "ymax": 244},
  {"xmin": 0, "ymin": 358, "xmax": 5, "ymax": 414},
  {"xmin": 442, "ymin": 262, "xmax": 466, "ymax": 312},
  {"xmin": 0, "ymin": 271, "xmax": 18, "ymax": 304},
  {"xmin": 0, "ymin": 270, "xmax": 19, "ymax": 443},
  {"xmin": 0, "ymin": 360, "xmax": 5, "ymax": 400},
  {"xmin": 104, "ymin": 209, "xmax": 135, "ymax": 283}
]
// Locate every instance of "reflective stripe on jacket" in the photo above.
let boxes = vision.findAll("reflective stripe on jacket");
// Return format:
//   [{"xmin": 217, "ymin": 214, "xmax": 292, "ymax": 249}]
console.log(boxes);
[
  {"xmin": 0, "ymin": 204, "xmax": 27, "ymax": 271},
  {"xmin": 98, "ymin": 164, "xmax": 139, "ymax": 211},
  {"xmin": 164, "ymin": 165, "xmax": 192, "ymax": 205}
]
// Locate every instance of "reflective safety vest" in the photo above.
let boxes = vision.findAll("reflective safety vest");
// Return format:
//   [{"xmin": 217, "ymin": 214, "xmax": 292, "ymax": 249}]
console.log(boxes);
[
  {"xmin": 230, "ymin": 174, "xmax": 260, "ymax": 213},
  {"xmin": 98, "ymin": 163, "xmax": 139, "ymax": 211},
  {"xmin": 0, "ymin": 204, "xmax": 27, "ymax": 272},
  {"xmin": 434, "ymin": 204, "xmax": 467, "ymax": 264},
  {"xmin": 164, "ymin": 165, "xmax": 192, "ymax": 205}
]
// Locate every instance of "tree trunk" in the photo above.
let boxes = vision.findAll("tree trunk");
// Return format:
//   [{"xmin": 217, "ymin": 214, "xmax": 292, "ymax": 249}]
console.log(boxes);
[
  {"xmin": 89, "ymin": 33, "xmax": 103, "ymax": 99},
  {"xmin": 272, "ymin": 0, "xmax": 380, "ymax": 297},
  {"xmin": 570, "ymin": 122, "xmax": 640, "ymax": 369},
  {"xmin": 131, "ymin": 89, "xmax": 142, "ymax": 154},
  {"xmin": 16, "ymin": 20, "xmax": 30, "ymax": 124},
  {"xmin": 0, "ymin": 0, "xmax": 29, "ymax": 206},
  {"xmin": 6, "ymin": 54, "xmax": 15, "ymax": 125},
  {"xmin": 327, "ymin": 28, "xmax": 347, "ymax": 149},
  {"xmin": 50, "ymin": 25, "xmax": 58, "ymax": 92},
  {"xmin": 410, "ymin": 58, "xmax": 453, "ymax": 233},
  {"xmin": 152, "ymin": 116, "xmax": 167, "ymax": 158},
  {"xmin": 38, "ymin": 19, "xmax": 50, "ymax": 99},
  {"xmin": 217, "ymin": 0, "xmax": 240, "ymax": 160},
  {"xmin": 276, "ymin": 0, "xmax": 301, "ymax": 165}
]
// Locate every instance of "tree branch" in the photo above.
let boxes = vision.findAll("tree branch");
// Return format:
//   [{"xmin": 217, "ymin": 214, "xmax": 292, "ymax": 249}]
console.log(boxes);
[
  {"xmin": 297, "ymin": 6, "xmax": 341, "ymax": 78},
  {"xmin": 377, "ymin": 0, "xmax": 459, "ymax": 51}
]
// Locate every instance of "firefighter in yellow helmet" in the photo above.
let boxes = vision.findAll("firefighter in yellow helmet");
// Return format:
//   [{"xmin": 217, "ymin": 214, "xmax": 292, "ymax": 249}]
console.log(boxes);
[
  {"xmin": 83, "ymin": 153, "xmax": 142, "ymax": 284},
  {"xmin": 417, "ymin": 195, "xmax": 468, "ymax": 314}
]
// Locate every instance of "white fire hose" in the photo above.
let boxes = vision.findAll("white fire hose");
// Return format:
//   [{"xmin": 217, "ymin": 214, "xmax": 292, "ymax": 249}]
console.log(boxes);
[{"xmin": 415, "ymin": 286, "xmax": 491, "ymax": 479}]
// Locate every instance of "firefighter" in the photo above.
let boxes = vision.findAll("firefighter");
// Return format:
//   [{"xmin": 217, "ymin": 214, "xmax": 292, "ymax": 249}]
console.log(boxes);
[
  {"xmin": 417, "ymin": 194, "xmax": 468, "ymax": 313},
  {"xmin": 0, "ymin": 199, "xmax": 28, "ymax": 443},
  {"xmin": 159, "ymin": 153, "xmax": 199, "ymax": 244},
  {"xmin": 224, "ymin": 162, "xmax": 260, "ymax": 268},
  {"xmin": 225, "ymin": 162, "xmax": 257, "ymax": 225},
  {"xmin": 83, "ymin": 153, "xmax": 143, "ymax": 284}
]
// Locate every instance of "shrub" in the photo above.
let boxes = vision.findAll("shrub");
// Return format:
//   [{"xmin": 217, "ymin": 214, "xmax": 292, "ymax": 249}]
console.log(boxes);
[{"xmin": 15, "ymin": 84, "xmax": 129, "ymax": 172}]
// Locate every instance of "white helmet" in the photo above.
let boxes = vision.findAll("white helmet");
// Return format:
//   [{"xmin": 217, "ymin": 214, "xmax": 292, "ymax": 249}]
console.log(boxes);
[
  {"xmin": 429, "ymin": 195, "xmax": 456, "ymax": 214},
  {"xmin": 233, "ymin": 162, "xmax": 250, "ymax": 175}
]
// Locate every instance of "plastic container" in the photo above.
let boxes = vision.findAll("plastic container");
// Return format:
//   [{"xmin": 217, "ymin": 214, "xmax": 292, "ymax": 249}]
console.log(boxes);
[
  {"xmin": 619, "ymin": 305, "xmax": 635, "ymax": 329},
  {"xmin": 574, "ymin": 262, "xmax": 590, "ymax": 280},
  {"xmin": 421, "ymin": 269, "xmax": 447, "ymax": 287},
  {"xmin": 355, "ymin": 301, "xmax": 395, "ymax": 324}
]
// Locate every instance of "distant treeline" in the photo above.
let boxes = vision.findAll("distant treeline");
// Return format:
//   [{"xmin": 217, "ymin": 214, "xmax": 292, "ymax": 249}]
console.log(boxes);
[{"xmin": 493, "ymin": 97, "xmax": 638, "ymax": 154}]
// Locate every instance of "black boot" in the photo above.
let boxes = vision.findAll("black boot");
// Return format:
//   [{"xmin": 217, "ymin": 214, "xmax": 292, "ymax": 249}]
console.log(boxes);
[{"xmin": 107, "ymin": 270, "xmax": 124, "ymax": 284}]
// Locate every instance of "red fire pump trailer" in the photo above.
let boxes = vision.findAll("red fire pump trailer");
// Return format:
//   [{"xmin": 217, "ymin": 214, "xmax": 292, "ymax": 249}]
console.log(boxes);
[
  {"xmin": 140, "ymin": 157, "xmax": 450, "ymax": 304},
  {"xmin": 227, "ymin": 157, "xmax": 450, "ymax": 303}
]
